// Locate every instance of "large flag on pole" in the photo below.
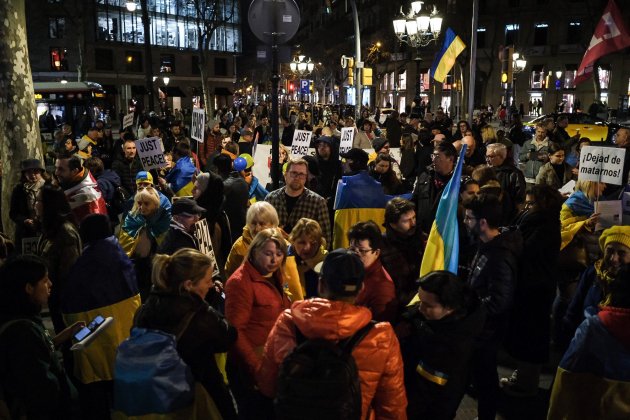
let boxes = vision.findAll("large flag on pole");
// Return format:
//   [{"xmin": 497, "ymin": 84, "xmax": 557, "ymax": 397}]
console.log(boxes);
[
  {"xmin": 419, "ymin": 144, "xmax": 467, "ymax": 277},
  {"xmin": 430, "ymin": 28, "xmax": 466, "ymax": 83},
  {"xmin": 575, "ymin": 0, "xmax": 630, "ymax": 85}
]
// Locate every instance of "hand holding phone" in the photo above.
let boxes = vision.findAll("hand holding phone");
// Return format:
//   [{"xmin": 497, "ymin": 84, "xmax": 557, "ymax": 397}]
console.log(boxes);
[{"xmin": 70, "ymin": 315, "xmax": 113, "ymax": 351}]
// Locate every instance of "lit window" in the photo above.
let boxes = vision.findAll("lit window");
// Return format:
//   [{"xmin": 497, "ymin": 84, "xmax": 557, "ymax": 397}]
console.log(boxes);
[
  {"xmin": 50, "ymin": 48, "xmax": 68, "ymax": 71},
  {"xmin": 49, "ymin": 17, "xmax": 65, "ymax": 39},
  {"xmin": 399, "ymin": 71, "xmax": 407, "ymax": 90},
  {"xmin": 598, "ymin": 67, "xmax": 611, "ymax": 90}
]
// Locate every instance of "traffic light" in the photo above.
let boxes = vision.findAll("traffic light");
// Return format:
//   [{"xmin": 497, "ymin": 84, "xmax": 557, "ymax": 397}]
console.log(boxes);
[
  {"xmin": 289, "ymin": 82, "xmax": 294, "ymax": 93},
  {"xmin": 309, "ymin": 80, "xmax": 314, "ymax": 92},
  {"xmin": 361, "ymin": 67, "xmax": 373, "ymax": 86},
  {"xmin": 347, "ymin": 57, "xmax": 354, "ymax": 85},
  {"xmin": 500, "ymin": 46, "xmax": 514, "ymax": 84}
]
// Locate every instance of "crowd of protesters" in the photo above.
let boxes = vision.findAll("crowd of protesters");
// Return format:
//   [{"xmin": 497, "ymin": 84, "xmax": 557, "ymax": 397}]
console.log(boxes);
[{"xmin": 0, "ymin": 101, "xmax": 629, "ymax": 420}]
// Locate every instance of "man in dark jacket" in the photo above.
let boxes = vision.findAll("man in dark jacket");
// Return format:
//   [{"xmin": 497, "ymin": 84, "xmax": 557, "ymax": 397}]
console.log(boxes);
[
  {"xmin": 463, "ymin": 194, "xmax": 523, "ymax": 420},
  {"xmin": 314, "ymin": 136, "xmax": 342, "ymax": 200},
  {"xmin": 485, "ymin": 143, "xmax": 526, "ymax": 224},
  {"xmin": 112, "ymin": 139, "xmax": 143, "ymax": 196},
  {"xmin": 379, "ymin": 197, "xmax": 424, "ymax": 308},
  {"xmin": 158, "ymin": 198, "xmax": 204, "ymax": 255},
  {"xmin": 280, "ymin": 116, "xmax": 295, "ymax": 147},
  {"xmin": 413, "ymin": 142, "xmax": 457, "ymax": 233},
  {"xmin": 384, "ymin": 111, "xmax": 402, "ymax": 148},
  {"xmin": 214, "ymin": 154, "xmax": 248, "ymax": 244}
]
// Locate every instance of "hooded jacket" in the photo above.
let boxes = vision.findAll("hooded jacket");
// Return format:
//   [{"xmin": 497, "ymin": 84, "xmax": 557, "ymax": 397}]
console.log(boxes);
[
  {"xmin": 467, "ymin": 229, "xmax": 523, "ymax": 339},
  {"xmin": 225, "ymin": 260, "xmax": 292, "ymax": 379},
  {"xmin": 95, "ymin": 169, "xmax": 121, "ymax": 202},
  {"xmin": 355, "ymin": 259, "xmax": 398, "ymax": 323},
  {"xmin": 256, "ymin": 299, "xmax": 407, "ymax": 420}
]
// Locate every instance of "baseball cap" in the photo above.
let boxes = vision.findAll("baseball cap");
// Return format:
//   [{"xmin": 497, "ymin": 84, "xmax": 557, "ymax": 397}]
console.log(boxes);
[
  {"xmin": 136, "ymin": 171, "xmax": 154, "ymax": 185},
  {"xmin": 340, "ymin": 148, "xmax": 369, "ymax": 165},
  {"xmin": 314, "ymin": 248, "xmax": 364, "ymax": 297},
  {"xmin": 171, "ymin": 198, "xmax": 206, "ymax": 216}
]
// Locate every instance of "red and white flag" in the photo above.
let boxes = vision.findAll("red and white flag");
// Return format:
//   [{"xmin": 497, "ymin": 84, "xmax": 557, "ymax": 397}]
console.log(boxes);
[{"xmin": 575, "ymin": 0, "xmax": 630, "ymax": 85}]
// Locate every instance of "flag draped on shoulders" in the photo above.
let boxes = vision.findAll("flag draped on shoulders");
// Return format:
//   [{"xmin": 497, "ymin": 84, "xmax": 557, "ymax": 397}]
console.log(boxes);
[
  {"xmin": 332, "ymin": 171, "xmax": 411, "ymax": 249},
  {"xmin": 431, "ymin": 28, "xmax": 466, "ymax": 83},
  {"xmin": 575, "ymin": 0, "xmax": 630, "ymax": 85},
  {"xmin": 420, "ymin": 145, "xmax": 466, "ymax": 277}
]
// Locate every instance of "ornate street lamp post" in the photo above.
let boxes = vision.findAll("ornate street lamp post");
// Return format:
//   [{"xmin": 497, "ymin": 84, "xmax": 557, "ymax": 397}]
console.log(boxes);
[{"xmin": 392, "ymin": 1, "xmax": 442, "ymax": 116}]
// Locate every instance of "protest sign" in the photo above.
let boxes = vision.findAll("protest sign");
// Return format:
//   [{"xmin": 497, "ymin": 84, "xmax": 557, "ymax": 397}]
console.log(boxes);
[
  {"xmin": 194, "ymin": 218, "xmax": 220, "ymax": 278},
  {"xmin": 578, "ymin": 146, "xmax": 626, "ymax": 185},
  {"xmin": 22, "ymin": 237, "xmax": 40, "ymax": 255},
  {"xmin": 191, "ymin": 108, "xmax": 205, "ymax": 143},
  {"xmin": 122, "ymin": 113, "xmax": 134, "ymax": 130},
  {"xmin": 290, "ymin": 130, "xmax": 313, "ymax": 157},
  {"xmin": 339, "ymin": 127, "xmax": 355, "ymax": 155},
  {"xmin": 135, "ymin": 137, "xmax": 167, "ymax": 170}
]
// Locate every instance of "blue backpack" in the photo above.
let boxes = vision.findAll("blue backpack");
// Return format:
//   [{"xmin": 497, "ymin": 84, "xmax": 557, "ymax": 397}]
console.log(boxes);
[{"xmin": 113, "ymin": 310, "xmax": 197, "ymax": 416}]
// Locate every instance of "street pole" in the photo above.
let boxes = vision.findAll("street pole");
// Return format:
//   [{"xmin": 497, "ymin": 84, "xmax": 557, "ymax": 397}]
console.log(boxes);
[
  {"xmin": 139, "ymin": 0, "xmax": 155, "ymax": 112},
  {"xmin": 414, "ymin": 51, "xmax": 422, "ymax": 116},
  {"xmin": 350, "ymin": 0, "xmax": 362, "ymax": 120},
  {"xmin": 467, "ymin": 0, "xmax": 479, "ymax": 125},
  {"xmin": 271, "ymin": 35, "xmax": 280, "ymax": 190}
]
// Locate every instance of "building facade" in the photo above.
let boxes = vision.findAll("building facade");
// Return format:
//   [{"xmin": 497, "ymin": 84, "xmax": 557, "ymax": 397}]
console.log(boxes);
[{"xmin": 28, "ymin": 0, "xmax": 241, "ymax": 120}]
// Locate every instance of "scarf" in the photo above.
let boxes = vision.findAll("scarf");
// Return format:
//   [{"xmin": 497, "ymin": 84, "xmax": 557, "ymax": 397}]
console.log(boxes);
[
  {"xmin": 23, "ymin": 178, "xmax": 45, "ymax": 218},
  {"xmin": 594, "ymin": 258, "xmax": 616, "ymax": 307}
]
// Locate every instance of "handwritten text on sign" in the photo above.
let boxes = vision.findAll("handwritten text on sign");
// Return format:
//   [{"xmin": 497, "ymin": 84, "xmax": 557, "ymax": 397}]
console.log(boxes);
[
  {"xmin": 291, "ymin": 130, "xmax": 313, "ymax": 157},
  {"xmin": 339, "ymin": 127, "xmax": 355, "ymax": 155},
  {"xmin": 122, "ymin": 113, "xmax": 134, "ymax": 130},
  {"xmin": 194, "ymin": 218, "xmax": 220, "ymax": 278},
  {"xmin": 191, "ymin": 108, "xmax": 205, "ymax": 143},
  {"xmin": 578, "ymin": 146, "xmax": 626, "ymax": 185},
  {"xmin": 135, "ymin": 137, "xmax": 167, "ymax": 170}
]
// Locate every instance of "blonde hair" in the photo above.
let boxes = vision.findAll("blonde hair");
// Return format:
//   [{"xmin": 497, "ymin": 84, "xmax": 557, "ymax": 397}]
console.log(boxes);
[
  {"xmin": 246, "ymin": 228, "xmax": 288, "ymax": 267},
  {"xmin": 151, "ymin": 248, "xmax": 213, "ymax": 294},
  {"xmin": 131, "ymin": 187, "xmax": 160, "ymax": 215},
  {"xmin": 246, "ymin": 201, "xmax": 280, "ymax": 231},
  {"xmin": 480, "ymin": 125, "xmax": 497, "ymax": 144},
  {"xmin": 289, "ymin": 218, "xmax": 326, "ymax": 249},
  {"xmin": 575, "ymin": 180, "xmax": 606, "ymax": 201}
]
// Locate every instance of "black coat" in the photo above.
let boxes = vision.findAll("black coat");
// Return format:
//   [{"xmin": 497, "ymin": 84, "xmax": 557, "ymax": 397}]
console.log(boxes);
[
  {"xmin": 505, "ymin": 209, "xmax": 560, "ymax": 363},
  {"xmin": 157, "ymin": 220, "xmax": 199, "ymax": 255},
  {"xmin": 380, "ymin": 228, "xmax": 424, "ymax": 307},
  {"xmin": 222, "ymin": 172, "xmax": 249, "ymax": 244},
  {"xmin": 413, "ymin": 169, "xmax": 451, "ymax": 234},
  {"xmin": 467, "ymin": 229, "xmax": 523, "ymax": 341},
  {"xmin": 134, "ymin": 292, "xmax": 238, "ymax": 419},
  {"xmin": 401, "ymin": 299, "xmax": 486, "ymax": 420},
  {"xmin": 385, "ymin": 117, "xmax": 402, "ymax": 148},
  {"xmin": 9, "ymin": 183, "xmax": 40, "ymax": 252}
]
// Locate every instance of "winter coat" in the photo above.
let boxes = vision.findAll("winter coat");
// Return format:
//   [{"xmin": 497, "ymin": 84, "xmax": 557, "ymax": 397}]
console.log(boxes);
[
  {"xmin": 493, "ymin": 163, "xmax": 526, "ymax": 223},
  {"xmin": 353, "ymin": 130, "xmax": 373, "ymax": 149},
  {"xmin": 316, "ymin": 153, "xmax": 343, "ymax": 200},
  {"xmin": 535, "ymin": 161, "xmax": 574, "ymax": 190},
  {"xmin": 112, "ymin": 156, "xmax": 142, "ymax": 196},
  {"xmin": 9, "ymin": 181, "xmax": 43, "ymax": 253},
  {"xmin": 224, "ymin": 260, "xmax": 291, "ymax": 380},
  {"xmin": 95, "ymin": 169, "xmax": 121, "ymax": 202},
  {"xmin": 467, "ymin": 230, "xmax": 523, "ymax": 340},
  {"xmin": 157, "ymin": 218, "xmax": 199, "ymax": 255},
  {"xmin": 256, "ymin": 299, "xmax": 408, "ymax": 419},
  {"xmin": 287, "ymin": 244, "xmax": 327, "ymax": 299},
  {"xmin": 355, "ymin": 259, "xmax": 398, "ymax": 323},
  {"xmin": 519, "ymin": 138, "xmax": 550, "ymax": 181},
  {"xmin": 505, "ymin": 208, "xmax": 561, "ymax": 363},
  {"xmin": 166, "ymin": 156, "xmax": 197, "ymax": 196},
  {"xmin": 380, "ymin": 228, "xmax": 425, "ymax": 307},
  {"xmin": 400, "ymin": 299, "xmax": 486, "ymax": 420},
  {"xmin": 134, "ymin": 291, "xmax": 238, "ymax": 420},
  {"xmin": 413, "ymin": 168, "xmax": 452, "ymax": 233},
  {"xmin": 385, "ymin": 117, "xmax": 402, "ymax": 147},
  {"xmin": 222, "ymin": 172, "xmax": 249, "ymax": 244}
]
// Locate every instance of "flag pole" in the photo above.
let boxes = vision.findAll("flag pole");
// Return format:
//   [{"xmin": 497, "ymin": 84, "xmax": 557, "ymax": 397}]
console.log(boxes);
[{"xmin": 467, "ymin": 0, "xmax": 479, "ymax": 124}]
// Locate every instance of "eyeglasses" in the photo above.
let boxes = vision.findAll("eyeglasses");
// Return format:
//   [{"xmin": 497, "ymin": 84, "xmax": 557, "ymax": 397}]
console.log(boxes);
[
  {"xmin": 348, "ymin": 246, "xmax": 375, "ymax": 256},
  {"xmin": 463, "ymin": 214, "xmax": 477, "ymax": 222},
  {"xmin": 288, "ymin": 171, "xmax": 307, "ymax": 179}
]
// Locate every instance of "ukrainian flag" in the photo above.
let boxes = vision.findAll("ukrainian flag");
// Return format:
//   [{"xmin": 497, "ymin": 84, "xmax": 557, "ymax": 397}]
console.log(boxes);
[
  {"xmin": 333, "ymin": 171, "xmax": 412, "ymax": 249},
  {"xmin": 420, "ymin": 144, "xmax": 466, "ymax": 277},
  {"xmin": 430, "ymin": 28, "xmax": 466, "ymax": 83}
]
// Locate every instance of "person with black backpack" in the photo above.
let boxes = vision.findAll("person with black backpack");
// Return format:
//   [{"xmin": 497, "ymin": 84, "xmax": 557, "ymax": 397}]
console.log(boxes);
[{"xmin": 256, "ymin": 248, "xmax": 407, "ymax": 420}]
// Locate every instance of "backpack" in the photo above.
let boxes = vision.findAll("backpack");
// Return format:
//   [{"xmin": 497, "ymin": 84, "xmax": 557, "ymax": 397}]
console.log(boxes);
[
  {"xmin": 112, "ymin": 309, "xmax": 198, "ymax": 416},
  {"xmin": 107, "ymin": 185, "xmax": 131, "ymax": 219},
  {"xmin": 274, "ymin": 321, "xmax": 376, "ymax": 420}
]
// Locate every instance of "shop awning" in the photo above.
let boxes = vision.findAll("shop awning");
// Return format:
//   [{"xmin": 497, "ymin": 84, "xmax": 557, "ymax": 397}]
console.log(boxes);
[
  {"xmin": 159, "ymin": 86, "xmax": 186, "ymax": 97},
  {"xmin": 215, "ymin": 87, "xmax": 233, "ymax": 96}
]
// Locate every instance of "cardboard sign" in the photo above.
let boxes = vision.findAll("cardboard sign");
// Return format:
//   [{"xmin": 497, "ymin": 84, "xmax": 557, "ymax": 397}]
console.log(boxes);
[
  {"xmin": 339, "ymin": 127, "xmax": 355, "ymax": 155},
  {"xmin": 191, "ymin": 108, "xmax": 205, "ymax": 143},
  {"xmin": 578, "ymin": 146, "xmax": 626, "ymax": 185},
  {"xmin": 290, "ymin": 130, "xmax": 313, "ymax": 157},
  {"xmin": 135, "ymin": 137, "xmax": 167, "ymax": 170},
  {"xmin": 122, "ymin": 113, "xmax": 134, "ymax": 130},
  {"xmin": 194, "ymin": 218, "xmax": 220, "ymax": 278},
  {"xmin": 22, "ymin": 237, "xmax": 40, "ymax": 255}
]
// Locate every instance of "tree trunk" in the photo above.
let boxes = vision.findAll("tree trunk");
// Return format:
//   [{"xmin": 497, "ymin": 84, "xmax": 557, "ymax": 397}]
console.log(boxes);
[
  {"xmin": 0, "ymin": 0, "xmax": 44, "ymax": 237},
  {"xmin": 199, "ymin": 53, "xmax": 215, "ymax": 120}
]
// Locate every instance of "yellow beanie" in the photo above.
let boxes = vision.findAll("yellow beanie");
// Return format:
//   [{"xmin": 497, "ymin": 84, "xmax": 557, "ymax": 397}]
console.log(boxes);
[{"xmin": 599, "ymin": 225, "xmax": 630, "ymax": 252}]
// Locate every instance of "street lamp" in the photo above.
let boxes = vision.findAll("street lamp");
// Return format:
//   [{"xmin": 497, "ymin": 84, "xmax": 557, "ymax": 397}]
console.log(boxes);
[
  {"xmin": 125, "ymin": 1, "xmax": 137, "ymax": 12},
  {"xmin": 511, "ymin": 51, "xmax": 526, "ymax": 108},
  {"xmin": 289, "ymin": 55, "xmax": 314, "ymax": 75},
  {"xmin": 555, "ymin": 70, "xmax": 563, "ymax": 112},
  {"xmin": 392, "ymin": 1, "xmax": 442, "ymax": 116}
]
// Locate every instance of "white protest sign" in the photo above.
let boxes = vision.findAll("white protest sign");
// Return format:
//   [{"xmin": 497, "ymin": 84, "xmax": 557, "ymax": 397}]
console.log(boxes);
[
  {"xmin": 122, "ymin": 113, "xmax": 134, "ymax": 130},
  {"xmin": 339, "ymin": 127, "xmax": 355, "ymax": 155},
  {"xmin": 578, "ymin": 146, "xmax": 626, "ymax": 185},
  {"xmin": 290, "ymin": 130, "xmax": 313, "ymax": 157},
  {"xmin": 135, "ymin": 137, "xmax": 167, "ymax": 170},
  {"xmin": 191, "ymin": 108, "xmax": 205, "ymax": 143},
  {"xmin": 194, "ymin": 218, "xmax": 221, "ymax": 278},
  {"xmin": 22, "ymin": 237, "xmax": 40, "ymax": 255}
]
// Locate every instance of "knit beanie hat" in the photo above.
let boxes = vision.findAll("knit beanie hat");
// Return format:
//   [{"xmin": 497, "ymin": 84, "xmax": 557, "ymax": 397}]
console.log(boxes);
[
  {"xmin": 372, "ymin": 137, "xmax": 389, "ymax": 153},
  {"xmin": 599, "ymin": 225, "xmax": 630, "ymax": 252},
  {"xmin": 195, "ymin": 172, "xmax": 210, "ymax": 195}
]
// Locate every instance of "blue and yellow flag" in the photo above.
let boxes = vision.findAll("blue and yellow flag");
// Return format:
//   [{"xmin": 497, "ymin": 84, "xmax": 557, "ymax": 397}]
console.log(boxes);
[
  {"xmin": 430, "ymin": 28, "xmax": 466, "ymax": 83},
  {"xmin": 420, "ymin": 144, "xmax": 467, "ymax": 276}
]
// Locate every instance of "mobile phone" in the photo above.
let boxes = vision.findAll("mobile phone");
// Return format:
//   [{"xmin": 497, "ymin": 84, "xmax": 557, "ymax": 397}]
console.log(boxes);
[{"xmin": 74, "ymin": 315, "xmax": 105, "ymax": 342}]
